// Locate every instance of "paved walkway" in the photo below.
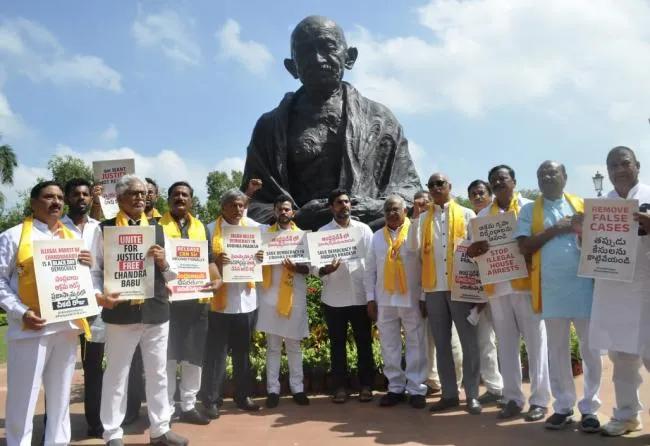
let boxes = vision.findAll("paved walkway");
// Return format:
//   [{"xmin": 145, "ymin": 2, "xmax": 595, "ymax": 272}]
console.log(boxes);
[{"xmin": 0, "ymin": 357, "xmax": 649, "ymax": 445}]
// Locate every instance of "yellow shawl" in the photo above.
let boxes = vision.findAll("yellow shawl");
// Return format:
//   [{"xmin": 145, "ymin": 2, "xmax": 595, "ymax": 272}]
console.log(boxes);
[
  {"xmin": 262, "ymin": 222, "xmax": 299, "ymax": 317},
  {"xmin": 383, "ymin": 218, "xmax": 411, "ymax": 295}
]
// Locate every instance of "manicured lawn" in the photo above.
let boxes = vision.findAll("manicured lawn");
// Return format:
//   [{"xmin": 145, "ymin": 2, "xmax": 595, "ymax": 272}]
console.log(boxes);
[{"xmin": 0, "ymin": 325, "xmax": 7, "ymax": 364}]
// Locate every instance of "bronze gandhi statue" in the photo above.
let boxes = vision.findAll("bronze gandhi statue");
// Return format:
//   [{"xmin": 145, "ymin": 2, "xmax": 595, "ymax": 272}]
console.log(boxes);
[{"xmin": 242, "ymin": 15, "xmax": 421, "ymax": 230}]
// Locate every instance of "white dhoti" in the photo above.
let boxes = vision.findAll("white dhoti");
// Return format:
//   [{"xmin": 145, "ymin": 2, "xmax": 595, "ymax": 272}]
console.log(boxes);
[
  {"xmin": 478, "ymin": 306, "xmax": 503, "ymax": 395},
  {"xmin": 608, "ymin": 351, "xmax": 650, "ymax": 421},
  {"xmin": 166, "ymin": 361, "xmax": 202, "ymax": 412},
  {"xmin": 101, "ymin": 322, "xmax": 171, "ymax": 441},
  {"xmin": 426, "ymin": 322, "xmax": 463, "ymax": 389},
  {"xmin": 377, "ymin": 305, "xmax": 428, "ymax": 396},
  {"xmin": 545, "ymin": 318, "xmax": 602, "ymax": 415},
  {"xmin": 266, "ymin": 334, "xmax": 304, "ymax": 394},
  {"xmin": 6, "ymin": 330, "xmax": 78, "ymax": 446},
  {"xmin": 489, "ymin": 292, "xmax": 550, "ymax": 408}
]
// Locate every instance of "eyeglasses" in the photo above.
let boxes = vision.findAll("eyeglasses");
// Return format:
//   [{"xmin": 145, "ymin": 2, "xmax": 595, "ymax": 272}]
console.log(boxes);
[
  {"xmin": 427, "ymin": 180, "xmax": 447, "ymax": 188},
  {"xmin": 126, "ymin": 190, "xmax": 146, "ymax": 198}
]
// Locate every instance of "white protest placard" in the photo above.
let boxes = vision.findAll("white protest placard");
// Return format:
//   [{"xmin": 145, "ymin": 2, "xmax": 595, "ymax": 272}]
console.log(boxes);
[
  {"xmin": 93, "ymin": 159, "xmax": 135, "ymax": 219},
  {"xmin": 261, "ymin": 230, "xmax": 310, "ymax": 265},
  {"xmin": 578, "ymin": 198, "xmax": 639, "ymax": 282},
  {"xmin": 471, "ymin": 211, "xmax": 529, "ymax": 285},
  {"xmin": 470, "ymin": 212, "xmax": 517, "ymax": 245},
  {"xmin": 167, "ymin": 239, "xmax": 212, "ymax": 301},
  {"xmin": 33, "ymin": 239, "xmax": 100, "ymax": 323},
  {"xmin": 222, "ymin": 226, "xmax": 263, "ymax": 283},
  {"xmin": 476, "ymin": 241, "xmax": 529, "ymax": 285},
  {"xmin": 307, "ymin": 226, "xmax": 364, "ymax": 267},
  {"xmin": 451, "ymin": 240, "xmax": 487, "ymax": 303},
  {"xmin": 103, "ymin": 226, "xmax": 155, "ymax": 299}
]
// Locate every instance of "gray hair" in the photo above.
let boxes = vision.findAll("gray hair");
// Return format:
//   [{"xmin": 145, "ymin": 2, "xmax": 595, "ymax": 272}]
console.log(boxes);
[
  {"xmin": 383, "ymin": 194, "xmax": 406, "ymax": 213},
  {"xmin": 115, "ymin": 174, "xmax": 147, "ymax": 198},
  {"xmin": 220, "ymin": 188, "xmax": 248, "ymax": 208}
]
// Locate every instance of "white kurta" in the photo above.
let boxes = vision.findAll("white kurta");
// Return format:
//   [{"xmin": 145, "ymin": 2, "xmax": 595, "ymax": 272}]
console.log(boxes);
[
  {"xmin": 589, "ymin": 183, "xmax": 650, "ymax": 357},
  {"xmin": 206, "ymin": 217, "xmax": 261, "ymax": 314},
  {"xmin": 315, "ymin": 219, "xmax": 373, "ymax": 307},
  {"xmin": 257, "ymin": 228, "xmax": 309, "ymax": 340}
]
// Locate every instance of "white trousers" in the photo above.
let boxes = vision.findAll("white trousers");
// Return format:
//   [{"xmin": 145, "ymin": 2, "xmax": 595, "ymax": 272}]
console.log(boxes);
[
  {"xmin": 478, "ymin": 306, "xmax": 503, "ymax": 394},
  {"xmin": 167, "ymin": 361, "xmax": 202, "ymax": 412},
  {"xmin": 489, "ymin": 293, "xmax": 550, "ymax": 408},
  {"xmin": 5, "ymin": 330, "xmax": 77, "ymax": 446},
  {"xmin": 266, "ymin": 334, "xmax": 304, "ymax": 394},
  {"xmin": 377, "ymin": 305, "xmax": 428, "ymax": 396},
  {"xmin": 101, "ymin": 322, "xmax": 171, "ymax": 441},
  {"xmin": 545, "ymin": 318, "xmax": 602, "ymax": 415},
  {"xmin": 608, "ymin": 351, "xmax": 650, "ymax": 421},
  {"xmin": 426, "ymin": 321, "xmax": 463, "ymax": 388}
]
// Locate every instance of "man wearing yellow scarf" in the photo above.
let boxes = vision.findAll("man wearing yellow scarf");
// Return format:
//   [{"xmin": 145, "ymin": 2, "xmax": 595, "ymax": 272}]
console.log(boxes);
[
  {"xmin": 91, "ymin": 175, "xmax": 188, "ymax": 446},
  {"xmin": 145, "ymin": 177, "xmax": 163, "ymax": 221},
  {"xmin": 409, "ymin": 173, "xmax": 481, "ymax": 415},
  {"xmin": 470, "ymin": 165, "xmax": 550, "ymax": 422},
  {"xmin": 317, "ymin": 189, "xmax": 375, "ymax": 404},
  {"xmin": 201, "ymin": 188, "xmax": 263, "ymax": 415},
  {"xmin": 0, "ymin": 181, "xmax": 93, "ymax": 446},
  {"xmin": 516, "ymin": 161, "xmax": 602, "ymax": 433},
  {"xmin": 364, "ymin": 195, "xmax": 428, "ymax": 409},
  {"xmin": 162, "ymin": 182, "xmax": 221, "ymax": 426},
  {"xmin": 257, "ymin": 195, "xmax": 311, "ymax": 409}
]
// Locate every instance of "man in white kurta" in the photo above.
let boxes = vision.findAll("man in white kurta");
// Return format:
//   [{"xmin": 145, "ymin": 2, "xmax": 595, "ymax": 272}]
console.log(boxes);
[
  {"xmin": 365, "ymin": 195, "xmax": 427, "ymax": 408},
  {"xmin": 201, "ymin": 188, "xmax": 262, "ymax": 416},
  {"xmin": 589, "ymin": 146, "xmax": 650, "ymax": 436},
  {"xmin": 257, "ymin": 195, "xmax": 310, "ymax": 408},
  {"xmin": 316, "ymin": 189, "xmax": 375, "ymax": 403},
  {"xmin": 0, "ymin": 181, "xmax": 91, "ymax": 446},
  {"xmin": 468, "ymin": 165, "xmax": 550, "ymax": 422}
]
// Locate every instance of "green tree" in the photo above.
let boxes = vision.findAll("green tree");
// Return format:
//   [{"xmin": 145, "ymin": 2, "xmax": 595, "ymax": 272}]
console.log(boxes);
[
  {"xmin": 203, "ymin": 170, "xmax": 243, "ymax": 222},
  {"xmin": 0, "ymin": 139, "xmax": 18, "ymax": 208},
  {"xmin": 47, "ymin": 155, "xmax": 93, "ymax": 186}
]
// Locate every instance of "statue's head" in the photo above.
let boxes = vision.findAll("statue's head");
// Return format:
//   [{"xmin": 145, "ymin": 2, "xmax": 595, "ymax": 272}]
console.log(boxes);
[{"xmin": 284, "ymin": 16, "xmax": 358, "ymax": 93}]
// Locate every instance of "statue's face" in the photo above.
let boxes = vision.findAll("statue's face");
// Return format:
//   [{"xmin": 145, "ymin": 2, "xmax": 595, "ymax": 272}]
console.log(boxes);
[{"xmin": 291, "ymin": 21, "xmax": 348, "ymax": 91}]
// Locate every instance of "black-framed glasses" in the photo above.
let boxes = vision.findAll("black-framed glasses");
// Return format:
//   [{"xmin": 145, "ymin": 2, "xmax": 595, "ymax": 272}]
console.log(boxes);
[{"xmin": 427, "ymin": 180, "xmax": 447, "ymax": 188}]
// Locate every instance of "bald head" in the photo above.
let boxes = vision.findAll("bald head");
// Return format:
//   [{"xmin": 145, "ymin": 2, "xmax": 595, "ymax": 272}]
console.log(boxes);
[
  {"xmin": 427, "ymin": 172, "xmax": 452, "ymax": 206},
  {"xmin": 290, "ymin": 16, "xmax": 347, "ymax": 52},
  {"xmin": 537, "ymin": 160, "xmax": 567, "ymax": 199}
]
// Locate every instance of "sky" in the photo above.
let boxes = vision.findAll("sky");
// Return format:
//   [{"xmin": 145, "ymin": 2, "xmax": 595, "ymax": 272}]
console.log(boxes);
[{"xmin": 1, "ymin": 0, "xmax": 650, "ymax": 207}]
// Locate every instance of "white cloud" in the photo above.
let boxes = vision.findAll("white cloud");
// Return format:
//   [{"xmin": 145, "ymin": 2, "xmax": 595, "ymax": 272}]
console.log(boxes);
[
  {"xmin": 0, "ymin": 90, "xmax": 29, "ymax": 139},
  {"xmin": 101, "ymin": 123, "xmax": 119, "ymax": 142},
  {"xmin": 132, "ymin": 10, "xmax": 201, "ymax": 67},
  {"xmin": 347, "ymin": 0, "xmax": 650, "ymax": 120},
  {"xmin": 0, "ymin": 164, "xmax": 48, "ymax": 207},
  {"xmin": 0, "ymin": 18, "xmax": 122, "ymax": 92},
  {"xmin": 214, "ymin": 156, "xmax": 245, "ymax": 174},
  {"xmin": 216, "ymin": 19, "xmax": 273, "ymax": 76}
]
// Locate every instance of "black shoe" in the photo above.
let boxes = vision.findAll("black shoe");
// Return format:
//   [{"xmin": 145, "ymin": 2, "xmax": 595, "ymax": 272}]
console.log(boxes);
[
  {"xmin": 121, "ymin": 411, "xmax": 139, "ymax": 426},
  {"xmin": 236, "ymin": 397, "xmax": 261, "ymax": 412},
  {"xmin": 429, "ymin": 397, "xmax": 460, "ymax": 412},
  {"xmin": 409, "ymin": 394, "xmax": 427, "ymax": 409},
  {"xmin": 545, "ymin": 411, "xmax": 574, "ymax": 430},
  {"xmin": 426, "ymin": 384, "xmax": 441, "ymax": 396},
  {"xmin": 525, "ymin": 405, "xmax": 548, "ymax": 422},
  {"xmin": 266, "ymin": 393, "xmax": 280, "ymax": 408},
  {"xmin": 379, "ymin": 392, "xmax": 406, "ymax": 407},
  {"xmin": 292, "ymin": 392, "xmax": 310, "ymax": 406},
  {"xmin": 180, "ymin": 407, "xmax": 210, "ymax": 425},
  {"xmin": 477, "ymin": 391, "xmax": 502, "ymax": 406},
  {"xmin": 203, "ymin": 403, "xmax": 220, "ymax": 420},
  {"xmin": 87, "ymin": 426, "xmax": 104, "ymax": 439},
  {"xmin": 579, "ymin": 414, "xmax": 601, "ymax": 433},
  {"xmin": 466, "ymin": 398, "xmax": 482, "ymax": 415},
  {"xmin": 150, "ymin": 430, "xmax": 189, "ymax": 446},
  {"xmin": 497, "ymin": 400, "xmax": 523, "ymax": 419}
]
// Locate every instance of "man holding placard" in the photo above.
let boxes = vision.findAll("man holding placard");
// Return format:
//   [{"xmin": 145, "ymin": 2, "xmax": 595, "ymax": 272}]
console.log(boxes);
[
  {"xmin": 160, "ymin": 181, "xmax": 221, "ymax": 425},
  {"xmin": 91, "ymin": 175, "xmax": 188, "ymax": 446},
  {"xmin": 364, "ymin": 195, "xmax": 427, "ymax": 408},
  {"xmin": 409, "ymin": 173, "xmax": 481, "ymax": 414},
  {"xmin": 316, "ymin": 188, "xmax": 375, "ymax": 403},
  {"xmin": 588, "ymin": 147, "xmax": 650, "ymax": 436},
  {"xmin": 516, "ymin": 161, "xmax": 602, "ymax": 432},
  {"xmin": 201, "ymin": 189, "xmax": 263, "ymax": 417},
  {"xmin": 258, "ymin": 194, "xmax": 311, "ymax": 408},
  {"xmin": 468, "ymin": 165, "xmax": 550, "ymax": 421},
  {"xmin": 0, "ymin": 181, "xmax": 95, "ymax": 446}
]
